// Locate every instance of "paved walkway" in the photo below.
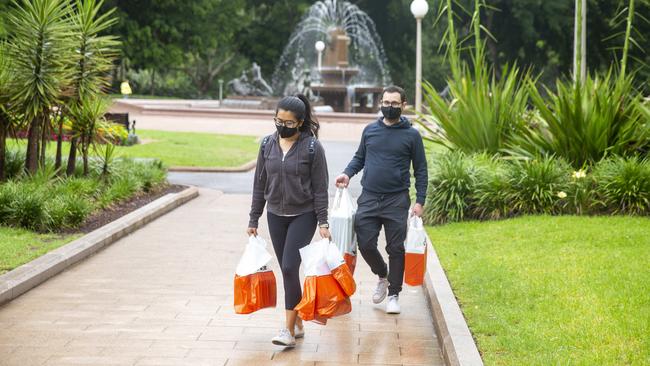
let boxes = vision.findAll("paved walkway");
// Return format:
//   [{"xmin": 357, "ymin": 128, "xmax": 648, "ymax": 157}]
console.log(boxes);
[{"xmin": 0, "ymin": 189, "xmax": 444, "ymax": 366}]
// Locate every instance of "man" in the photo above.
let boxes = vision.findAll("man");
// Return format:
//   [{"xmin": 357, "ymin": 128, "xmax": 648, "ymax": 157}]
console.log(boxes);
[{"xmin": 335, "ymin": 85, "xmax": 428, "ymax": 314}]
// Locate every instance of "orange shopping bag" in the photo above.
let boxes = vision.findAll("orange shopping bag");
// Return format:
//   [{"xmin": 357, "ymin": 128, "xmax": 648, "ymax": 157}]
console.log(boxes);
[
  {"xmin": 326, "ymin": 241, "xmax": 356, "ymax": 297},
  {"xmin": 330, "ymin": 188, "xmax": 358, "ymax": 274},
  {"xmin": 234, "ymin": 267, "xmax": 277, "ymax": 314},
  {"xmin": 295, "ymin": 239, "xmax": 354, "ymax": 324},
  {"xmin": 404, "ymin": 216, "xmax": 427, "ymax": 286},
  {"xmin": 233, "ymin": 236, "xmax": 277, "ymax": 314}
]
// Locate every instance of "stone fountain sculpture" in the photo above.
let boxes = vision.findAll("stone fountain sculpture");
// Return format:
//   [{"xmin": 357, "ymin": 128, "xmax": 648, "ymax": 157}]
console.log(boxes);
[
  {"xmin": 272, "ymin": 0, "xmax": 391, "ymax": 113},
  {"xmin": 228, "ymin": 62, "xmax": 273, "ymax": 97}
]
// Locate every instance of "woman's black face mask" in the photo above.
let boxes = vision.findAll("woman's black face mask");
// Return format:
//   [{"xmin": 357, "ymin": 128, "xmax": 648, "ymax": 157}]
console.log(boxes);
[{"xmin": 276, "ymin": 125, "xmax": 298, "ymax": 138}]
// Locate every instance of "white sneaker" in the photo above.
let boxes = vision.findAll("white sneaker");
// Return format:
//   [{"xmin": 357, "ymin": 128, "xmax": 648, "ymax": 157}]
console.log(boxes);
[
  {"xmin": 294, "ymin": 324, "xmax": 305, "ymax": 339},
  {"xmin": 372, "ymin": 277, "xmax": 390, "ymax": 304},
  {"xmin": 386, "ymin": 295, "xmax": 401, "ymax": 314},
  {"xmin": 271, "ymin": 328, "xmax": 296, "ymax": 347}
]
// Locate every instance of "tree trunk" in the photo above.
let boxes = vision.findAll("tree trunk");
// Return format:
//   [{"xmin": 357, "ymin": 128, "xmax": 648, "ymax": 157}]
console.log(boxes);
[
  {"xmin": 25, "ymin": 116, "xmax": 41, "ymax": 174},
  {"xmin": 40, "ymin": 114, "xmax": 49, "ymax": 169},
  {"xmin": 66, "ymin": 137, "xmax": 77, "ymax": 176},
  {"xmin": 55, "ymin": 113, "xmax": 63, "ymax": 172},
  {"xmin": 0, "ymin": 121, "xmax": 6, "ymax": 182},
  {"xmin": 82, "ymin": 137, "xmax": 89, "ymax": 176}
]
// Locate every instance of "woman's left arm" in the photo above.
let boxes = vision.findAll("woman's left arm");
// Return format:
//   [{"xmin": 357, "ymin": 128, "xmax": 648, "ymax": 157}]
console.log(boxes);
[{"xmin": 311, "ymin": 141, "xmax": 329, "ymax": 226}]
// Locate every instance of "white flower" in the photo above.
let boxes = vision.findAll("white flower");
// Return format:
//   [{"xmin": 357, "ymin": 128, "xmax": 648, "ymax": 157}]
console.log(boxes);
[
  {"xmin": 572, "ymin": 170, "xmax": 587, "ymax": 179},
  {"xmin": 557, "ymin": 191, "xmax": 567, "ymax": 199}
]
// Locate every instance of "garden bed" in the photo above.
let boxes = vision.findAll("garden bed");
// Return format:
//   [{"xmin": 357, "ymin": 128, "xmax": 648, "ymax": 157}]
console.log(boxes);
[
  {"xmin": 426, "ymin": 215, "xmax": 650, "ymax": 365},
  {"xmin": 0, "ymin": 183, "xmax": 185, "ymax": 275}
]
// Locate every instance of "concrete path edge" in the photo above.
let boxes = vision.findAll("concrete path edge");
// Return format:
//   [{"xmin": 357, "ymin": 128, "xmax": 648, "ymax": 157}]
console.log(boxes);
[
  {"xmin": 168, "ymin": 159, "xmax": 256, "ymax": 173},
  {"xmin": 423, "ymin": 232, "xmax": 485, "ymax": 366},
  {"xmin": 0, "ymin": 186, "xmax": 199, "ymax": 306}
]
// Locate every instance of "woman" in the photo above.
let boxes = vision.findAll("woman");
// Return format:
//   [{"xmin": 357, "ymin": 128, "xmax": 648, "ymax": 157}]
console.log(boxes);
[{"xmin": 247, "ymin": 94, "xmax": 330, "ymax": 347}]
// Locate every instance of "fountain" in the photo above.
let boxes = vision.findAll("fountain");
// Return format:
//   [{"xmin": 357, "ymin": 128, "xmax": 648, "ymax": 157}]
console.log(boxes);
[{"xmin": 272, "ymin": 0, "xmax": 391, "ymax": 113}]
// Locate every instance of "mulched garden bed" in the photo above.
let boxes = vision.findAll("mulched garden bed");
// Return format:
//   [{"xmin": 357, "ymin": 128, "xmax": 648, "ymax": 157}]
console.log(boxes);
[{"xmin": 72, "ymin": 184, "xmax": 187, "ymax": 234}]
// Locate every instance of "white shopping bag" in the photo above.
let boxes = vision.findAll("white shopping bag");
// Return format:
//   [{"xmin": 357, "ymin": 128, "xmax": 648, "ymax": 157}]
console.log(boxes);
[
  {"xmin": 299, "ymin": 239, "xmax": 331, "ymax": 276},
  {"xmin": 330, "ymin": 187, "xmax": 358, "ymax": 272},
  {"xmin": 235, "ymin": 236, "xmax": 273, "ymax": 276},
  {"xmin": 405, "ymin": 216, "xmax": 427, "ymax": 254}
]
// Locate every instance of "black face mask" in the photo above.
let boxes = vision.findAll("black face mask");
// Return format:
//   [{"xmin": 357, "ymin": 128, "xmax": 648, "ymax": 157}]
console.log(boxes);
[
  {"xmin": 276, "ymin": 125, "xmax": 299, "ymax": 138},
  {"xmin": 381, "ymin": 106, "xmax": 402, "ymax": 120}
]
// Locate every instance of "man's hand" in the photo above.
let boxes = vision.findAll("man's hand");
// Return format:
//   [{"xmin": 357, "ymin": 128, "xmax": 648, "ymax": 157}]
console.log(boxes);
[
  {"xmin": 319, "ymin": 227, "xmax": 331, "ymax": 240},
  {"xmin": 411, "ymin": 203, "xmax": 424, "ymax": 217},
  {"xmin": 335, "ymin": 174, "xmax": 350, "ymax": 188},
  {"xmin": 246, "ymin": 227, "xmax": 258, "ymax": 237}
]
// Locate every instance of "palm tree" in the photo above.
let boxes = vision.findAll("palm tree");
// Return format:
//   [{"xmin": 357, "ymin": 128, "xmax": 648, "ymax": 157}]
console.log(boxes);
[
  {"xmin": 68, "ymin": 96, "xmax": 111, "ymax": 176},
  {"xmin": 6, "ymin": 0, "xmax": 72, "ymax": 174},
  {"xmin": 63, "ymin": 0, "xmax": 119, "ymax": 175}
]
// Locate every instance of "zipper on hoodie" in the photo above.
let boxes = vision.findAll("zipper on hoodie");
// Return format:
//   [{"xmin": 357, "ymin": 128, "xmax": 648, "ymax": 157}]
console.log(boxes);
[{"xmin": 280, "ymin": 137, "xmax": 299, "ymax": 215}]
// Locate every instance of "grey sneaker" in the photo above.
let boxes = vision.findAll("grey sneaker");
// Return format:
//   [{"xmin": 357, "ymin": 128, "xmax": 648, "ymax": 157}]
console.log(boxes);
[
  {"xmin": 386, "ymin": 295, "xmax": 401, "ymax": 314},
  {"xmin": 294, "ymin": 324, "xmax": 305, "ymax": 339},
  {"xmin": 372, "ymin": 277, "xmax": 389, "ymax": 304},
  {"xmin": 271, "ymin": 328, "xmax": 296, "ymax": 347}
]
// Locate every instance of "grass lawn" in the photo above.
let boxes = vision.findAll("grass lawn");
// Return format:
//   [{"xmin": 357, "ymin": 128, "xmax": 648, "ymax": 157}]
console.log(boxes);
[
  {"xmin": 8, "ymin": 130, "xmax": 259, "ymax": 168},
  {"xmin": 0, "ymin": 227, "xmax": 80, "ymax": 275},
  {"xmin": 426, "ymin": 215, "xmax": 650, "ymax": 366},
  {"xmin": 118, "ymin": 130, "xmax": 259, "ymax": 167}
]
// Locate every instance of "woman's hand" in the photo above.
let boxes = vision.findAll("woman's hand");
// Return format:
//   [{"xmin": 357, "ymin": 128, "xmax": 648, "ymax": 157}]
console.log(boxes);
[
  {"xmin": 247, "ymin": 227, "xmax": 258, "ymax": 237},
  {"xmin": 319, "ymin": 227, "xmax": 331, "ymax": 240}
]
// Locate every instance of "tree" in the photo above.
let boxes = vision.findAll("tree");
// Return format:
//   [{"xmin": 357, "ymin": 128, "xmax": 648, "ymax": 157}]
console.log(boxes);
[
  {"xmin": 64, "ymin": 0, "xmax": 119, "ymax": 176},
  {"xmin": 68, "ymin": 96, "xmax": 111, "ymax": 176},
  {"xmin": 6, "ymin": 0, "xmax": 72, "ymax": 175},
  {"xmin": 0, "ymin": 41, "xmax": 13, "ymax": 181}
]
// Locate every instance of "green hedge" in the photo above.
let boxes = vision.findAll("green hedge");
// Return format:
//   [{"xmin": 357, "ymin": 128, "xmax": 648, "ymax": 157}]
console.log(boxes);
[
  {"xmin": 0, "ymin": 155, "xmax": 167, "ymax": 232},
  {"xmin": 424, "ymin": 152, "xmax": 650, "ymax": 225}
]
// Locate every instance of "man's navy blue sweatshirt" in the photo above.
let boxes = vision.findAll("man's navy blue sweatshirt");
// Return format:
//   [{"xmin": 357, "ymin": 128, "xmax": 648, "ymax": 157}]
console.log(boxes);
[{"xmin": 343, "ymin": 116, "xmax": 428, "ymax": 205}]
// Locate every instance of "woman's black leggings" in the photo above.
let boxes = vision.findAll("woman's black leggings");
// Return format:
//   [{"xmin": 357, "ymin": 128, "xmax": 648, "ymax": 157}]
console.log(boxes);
[{"xmin": 267, "ymin": 211, "xmax": 317, "ymax": 310}]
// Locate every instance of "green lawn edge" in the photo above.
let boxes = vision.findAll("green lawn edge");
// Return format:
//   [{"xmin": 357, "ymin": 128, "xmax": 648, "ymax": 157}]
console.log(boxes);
[{"xmin": 426, "ymin": 215, "xmax": 650, "ymax": 366}]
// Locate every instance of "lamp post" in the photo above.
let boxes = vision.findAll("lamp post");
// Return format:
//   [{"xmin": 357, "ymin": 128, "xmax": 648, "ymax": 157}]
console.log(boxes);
[
  {"xmin": 218, "ymin": 79, "xmax": 224, "ymax": 106},
  {"xmin": 410, "ymin": 0, "xmax": 429, "ymax": 113},
  {"xmin": 315, "ymin": 41, "xmax": 325, "ymax": 72}
]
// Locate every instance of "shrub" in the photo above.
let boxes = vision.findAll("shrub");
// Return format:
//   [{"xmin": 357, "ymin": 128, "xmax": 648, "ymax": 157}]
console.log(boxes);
[
  {"xmin": 424, "ymin": 151, "xmax": 477, "ymax": 224},
  {"xmin": 509, "ymin": 72, "xmax": 649, "ymax": 168},
  {"xmin": 506, "ymin": 156, "xmax": 571, "ymax": 215},
  {"xmin": 594, "ymin": 157, "xmax": 650, "ymax": 215},
  {"xmin": 472, "ymin": 154, "xmax": 513, "ymax": 220},
  {"xmin": 6, "ymin": 183, "xmax": 50, "ymax": 231},
  {"xmin": 3, "ymin": 149, "xmax": 24, "ymax": 180},
  {"xmin": 47, "ymin": 194, "xmax": 92, "ymax": 229}
]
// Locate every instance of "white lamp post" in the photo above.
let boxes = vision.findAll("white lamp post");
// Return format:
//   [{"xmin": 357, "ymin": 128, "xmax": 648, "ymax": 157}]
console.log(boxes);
[
  {"xmin": 410, "ymin": 0, "xmax": 429, "ymax": 113},
  {"xmin": 315, "ymin": 41, "xmax": 325, "ymax": 71}
]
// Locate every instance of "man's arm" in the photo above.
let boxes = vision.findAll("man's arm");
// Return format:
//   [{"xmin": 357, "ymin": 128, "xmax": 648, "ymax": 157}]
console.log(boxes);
[
  {"xmin": 342, "ymin": 128, "xmax": 367, "ymax": 178},
  {"xmin": 412, "ymin": 130, "xmax": 428, "ymax": 206}
]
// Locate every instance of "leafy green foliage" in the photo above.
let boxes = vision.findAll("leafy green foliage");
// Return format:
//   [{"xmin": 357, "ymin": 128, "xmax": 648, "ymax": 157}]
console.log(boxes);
[
  {"xmin": 0, "ymin": 148, "xmax": 167, "ymax": 232},
  {"xmin": 594, "ymin": 156, "xmax": 650, "ymax": 215},
  {"xmin": 424, "ymin": 151, "xmax": 477, "ymax": 224},
  {"xmin": 6, "ymin": 0, "xmax": 72, "ymax": 120},
  {"xmin": 508, "ymin": 71, "xmax": 650, "ymax": 168},
  {"xmin": 506, "ymin": 156, "xmax": 571, "ymax": 215}
]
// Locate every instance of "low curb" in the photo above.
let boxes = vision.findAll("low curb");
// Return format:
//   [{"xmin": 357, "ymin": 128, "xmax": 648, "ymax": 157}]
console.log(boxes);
[
  {"xmin": 168, "ymin": 159, "xmax": 256, "ymax": 173},
  {"xmin": 0, "ymin": 186, "xmax": 199, "ymax": 306},
  {"xmin": 423, "ymin": 233, "xmax": 484, "ymax": 366}
]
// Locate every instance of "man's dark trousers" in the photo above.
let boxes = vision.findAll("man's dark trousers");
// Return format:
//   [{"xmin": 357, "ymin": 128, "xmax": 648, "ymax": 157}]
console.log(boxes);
[{"xmin": 355, "ymin": 189, "xmax": 410, "ymax": 296}]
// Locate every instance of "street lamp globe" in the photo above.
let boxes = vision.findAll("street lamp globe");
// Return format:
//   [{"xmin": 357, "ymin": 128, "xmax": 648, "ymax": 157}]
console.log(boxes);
[
  {"xmin": 315, "ymin": 41, "xmax": 325, "ymax": 52},
  {"xmin": 410, "ymin": 0, "xmax": 429, "ymax": 19}
]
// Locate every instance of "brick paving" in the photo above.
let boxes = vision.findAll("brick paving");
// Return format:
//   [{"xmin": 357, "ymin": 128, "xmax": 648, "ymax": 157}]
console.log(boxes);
[{"xmin": 0, "ymin": 190, "xmax": 443, "ymax": 366}]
